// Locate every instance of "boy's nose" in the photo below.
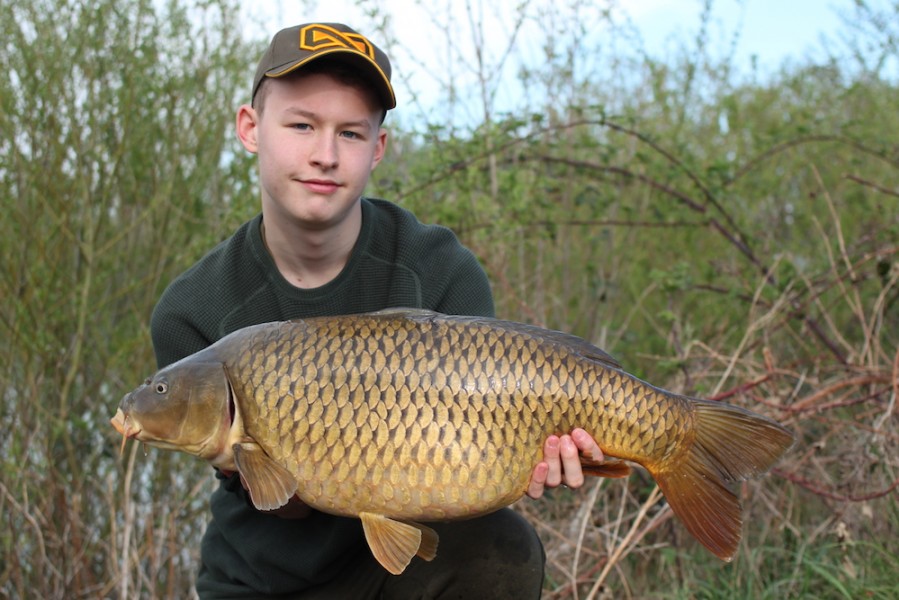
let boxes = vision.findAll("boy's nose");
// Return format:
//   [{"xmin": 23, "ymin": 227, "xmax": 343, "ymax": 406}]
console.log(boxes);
[{"xmin": 310, "ymin": 136, "xmax": 338, "ymax": 169}]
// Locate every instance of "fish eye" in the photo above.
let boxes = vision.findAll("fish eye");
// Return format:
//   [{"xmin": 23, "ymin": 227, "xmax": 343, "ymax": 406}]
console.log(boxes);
[{"xmin": 155, "ymin": 381, "xmax": 168, "ymax": 394}]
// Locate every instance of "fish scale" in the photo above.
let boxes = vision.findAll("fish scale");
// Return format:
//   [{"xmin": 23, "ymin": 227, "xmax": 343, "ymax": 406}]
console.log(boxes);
[{"xmin": 112, "ymin": 308, "xmax": 795, "ymax": 575}]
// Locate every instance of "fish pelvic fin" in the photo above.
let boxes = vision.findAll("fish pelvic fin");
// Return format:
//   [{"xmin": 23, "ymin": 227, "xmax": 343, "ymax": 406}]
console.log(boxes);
[
  {"xmin": 651, "ymin": 400, "xmax": 795, "ymax": 562},
  {"xmin": 410, "ymin": 522, "xmax": 439, "ymax": 562},
  {"xmin": 360, "ymin": 513, "xmax": 438, "ymax": 575},
  {"xmin": 232, "ymin": 442, "xmax": 297, "ymax": 511}
]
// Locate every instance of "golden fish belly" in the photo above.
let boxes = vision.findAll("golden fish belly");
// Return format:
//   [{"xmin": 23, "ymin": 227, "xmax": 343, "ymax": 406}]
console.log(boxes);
[{"xmin": 222, "ymin": 313, "xmax": 692, "ymax": 522}]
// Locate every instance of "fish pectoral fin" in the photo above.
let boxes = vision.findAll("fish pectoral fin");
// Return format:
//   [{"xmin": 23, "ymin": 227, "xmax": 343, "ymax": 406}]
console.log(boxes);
[
  {"xmin": 232, "ymin": 442, "xmax": 296, "ymax": 511},
  {"xmin": 359, "ymin": 512, "xmax": 439, "ymax": 575},
  {"xmin": 581, "ymin": 458, "xmax": 631, "ymax": 479}
]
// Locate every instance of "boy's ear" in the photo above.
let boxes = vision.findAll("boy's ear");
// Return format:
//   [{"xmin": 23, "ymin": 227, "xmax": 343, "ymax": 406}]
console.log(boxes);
[
  {"xmin": 235, "ymin": 104, "xmax": 259, "ymax": 153},
  {"xmin": 371, "ymin": 128, "xmax": 388, "ymax": 171}
]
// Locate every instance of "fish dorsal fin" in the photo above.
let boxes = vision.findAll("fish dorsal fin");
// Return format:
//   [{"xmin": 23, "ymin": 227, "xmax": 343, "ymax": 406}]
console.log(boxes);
[
  {"xmin": 232, "ymin": 442, "xmax": 297, "ymax": 511},
  {"xmin": 580, "ymin": 458, "xmax": 631, "ymax": 478},
  {"xmin": 367, "ymin": 309, "xmax": 622, "ymax": 370},
  {"xmin": 526, "ymin": 326, "xmax": 621, "ymax": 369},
  {"xmin": 486, "ymin": 319, "xmax": 622, "ymax": 370},
  {"xmin": 368, "ymin": 307, "xmax": 438, "ymax": 319},
  {"xmin": 359, "ymin": 512, "xmax": 439, "ymax": 575}
]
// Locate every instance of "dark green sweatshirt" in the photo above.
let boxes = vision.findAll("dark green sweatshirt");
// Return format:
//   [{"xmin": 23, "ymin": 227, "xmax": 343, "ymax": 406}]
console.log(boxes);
[{"xmin": 150, "ymin": 197, "xmax": 494, "ymax": 596}]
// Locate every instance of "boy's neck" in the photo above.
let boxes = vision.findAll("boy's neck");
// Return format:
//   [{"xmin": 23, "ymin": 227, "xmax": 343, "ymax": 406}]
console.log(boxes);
[{"xmin": 260, "ymin": 202, "xmax": 362, "ymax": 290}]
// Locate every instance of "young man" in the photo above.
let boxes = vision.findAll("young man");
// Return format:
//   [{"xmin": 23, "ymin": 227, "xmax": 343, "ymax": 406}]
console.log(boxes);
[{"xmin": 151, "ymin": 22, "xmax": 602, "ymax": 599}]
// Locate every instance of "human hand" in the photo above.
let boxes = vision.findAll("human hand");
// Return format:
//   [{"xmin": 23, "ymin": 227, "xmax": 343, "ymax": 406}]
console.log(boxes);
[{"xmin": 527, "ymin": 428, "xmax": 603, "ymax": 499}]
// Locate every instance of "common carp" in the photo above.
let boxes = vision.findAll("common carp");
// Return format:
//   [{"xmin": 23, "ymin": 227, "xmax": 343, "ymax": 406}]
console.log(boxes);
[{"xmin": 111, "ymin": 308, "xmax": 794, "ymax": 574}]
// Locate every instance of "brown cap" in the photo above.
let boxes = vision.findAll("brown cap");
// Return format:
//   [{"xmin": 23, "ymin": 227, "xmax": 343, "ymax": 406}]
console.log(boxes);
[{"xmin": 252, "ymin": 23, "xmax": 396, "ymax": 110}]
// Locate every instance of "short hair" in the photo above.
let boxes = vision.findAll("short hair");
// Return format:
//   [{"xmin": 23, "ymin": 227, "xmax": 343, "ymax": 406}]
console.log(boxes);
[{"xmin": 252, "ymin": 58, "xmax": 388, "ymax": 124}]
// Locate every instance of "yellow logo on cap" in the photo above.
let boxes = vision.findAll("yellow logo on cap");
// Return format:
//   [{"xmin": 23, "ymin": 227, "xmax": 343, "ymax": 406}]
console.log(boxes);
[{"xmin": 299, "ymin": 24, "xmax": 375, "ymax": 60}]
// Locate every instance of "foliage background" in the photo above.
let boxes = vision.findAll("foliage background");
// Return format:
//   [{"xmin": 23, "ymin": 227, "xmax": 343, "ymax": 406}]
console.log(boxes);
[{"xmin": 1, "ymin": 0, "xmax": 896, "ymax": 598}]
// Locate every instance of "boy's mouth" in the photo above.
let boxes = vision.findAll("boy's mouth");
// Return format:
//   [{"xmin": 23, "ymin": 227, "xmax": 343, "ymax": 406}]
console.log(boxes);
[{"xmin": 301, "ymin": 178, "xmax": 341, "ymax": 194}]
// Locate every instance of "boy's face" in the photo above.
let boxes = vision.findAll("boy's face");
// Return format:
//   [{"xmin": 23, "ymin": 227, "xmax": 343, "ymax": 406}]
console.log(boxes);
[{"xmin": 238, "ymin": 71, "xmax": 387, "ymax": 231}]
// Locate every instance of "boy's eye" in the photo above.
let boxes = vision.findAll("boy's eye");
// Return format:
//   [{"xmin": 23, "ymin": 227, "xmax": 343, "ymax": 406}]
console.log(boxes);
[
  {"xmin": 291, "ymin": 123, "xmax": 311, "ymax": 131},
  {"xmin": 340, "ymin": 130, "xmax": 360, "ymax": 139}
]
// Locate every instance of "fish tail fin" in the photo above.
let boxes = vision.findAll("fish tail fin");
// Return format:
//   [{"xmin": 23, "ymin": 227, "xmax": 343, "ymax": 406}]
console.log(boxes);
[{"xmin": 650, "ymin": 400, "xmax": 794, "ymax": 561}]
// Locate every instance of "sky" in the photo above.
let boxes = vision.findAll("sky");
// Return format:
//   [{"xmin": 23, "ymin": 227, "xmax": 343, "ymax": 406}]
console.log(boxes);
[
  {"xmin": 624, "ymin": 0, "xmax": 846, "ymax": 66},
  {"xmin": 237, "ymin": 0, "xmax": 856, "ymax": 124}
]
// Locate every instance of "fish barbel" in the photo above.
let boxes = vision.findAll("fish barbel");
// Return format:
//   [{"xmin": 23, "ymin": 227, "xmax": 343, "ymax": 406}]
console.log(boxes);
[{"xmin": 111, "ymin": 308, "xmax": 794, "ymax": 574}]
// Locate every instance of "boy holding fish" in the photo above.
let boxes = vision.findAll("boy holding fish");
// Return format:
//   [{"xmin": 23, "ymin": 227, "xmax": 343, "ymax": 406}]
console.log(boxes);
[{"xmin": 150, "ymin": 21, "xmax": 602, "ymax": 599}]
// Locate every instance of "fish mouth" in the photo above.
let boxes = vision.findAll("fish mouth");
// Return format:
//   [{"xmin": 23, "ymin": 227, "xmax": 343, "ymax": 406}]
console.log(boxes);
[{"xmin": 110, "ymin": 408, "xmax": 141, "ymax": 456}]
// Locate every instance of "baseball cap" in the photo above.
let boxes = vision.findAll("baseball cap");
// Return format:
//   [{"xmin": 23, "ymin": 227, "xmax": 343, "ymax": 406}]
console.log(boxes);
[{"xmin": 252, "ymin": 23, "xmax": 396, "ymax": 110}]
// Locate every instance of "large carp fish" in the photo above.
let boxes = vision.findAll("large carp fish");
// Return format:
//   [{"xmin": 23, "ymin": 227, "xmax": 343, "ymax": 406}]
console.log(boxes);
[{"xmin": 111, "ymin": 308, "xmax": 794, "ymax": 574}]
